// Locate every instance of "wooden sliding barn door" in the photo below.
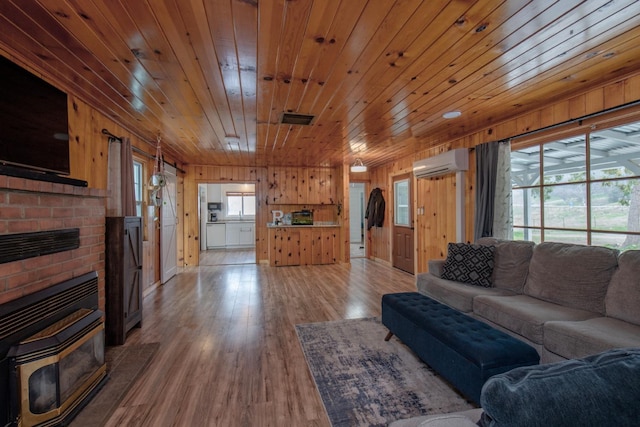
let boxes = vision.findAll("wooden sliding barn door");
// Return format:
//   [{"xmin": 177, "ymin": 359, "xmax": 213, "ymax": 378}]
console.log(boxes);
[{"xmin": 161, "ymin": 165, "xmax": 178, "ymax": 284}]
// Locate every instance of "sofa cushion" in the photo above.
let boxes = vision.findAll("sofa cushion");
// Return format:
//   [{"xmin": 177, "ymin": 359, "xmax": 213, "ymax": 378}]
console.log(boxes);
[
  {"xmin": 479, "ymin": 348, "xmax": 640, "ymax": 427},
  {"xmin": 417, "ymin": 273, "xmax": 515, "ymax": 313},
  {"xmin": 473, "ymin": 294, "xmax": 599, "ymax": 344},
  {"xmin": 476, "ymin": 237, "xmax": 534, "ymax": 293},
  {"xmin": 441, "ymin": 243, "xmax": 495, "ymax": 287},
  {"xmin": 605, "ymin": 249, "xmax": 640, "ymax": 325},
  {"xmin": 544, "ymin": 317, "xmax": 640, "ymax": 359},
  {"xmin": 523, "ymin": 242, "xmax": 618, "ymax": 314}
]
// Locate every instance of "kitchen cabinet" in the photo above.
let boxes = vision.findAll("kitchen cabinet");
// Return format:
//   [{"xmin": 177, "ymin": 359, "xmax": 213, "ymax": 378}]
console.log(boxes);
[
  {"xmin": 225, "ymin": 222, "xmax": 255, "ymax": 247},
  {"xmin": 269, "ymin": 227, "xmax": 301, "ymax": 266},
  {"xmin": 269, "ymin": 226, "xmax": 338, "ymax": 266},
  {"xmin": 206, "ymin": 184, "xmax": 221, "ymax": 203},
  {"xmin": 206, "ymin": 223, "xmax": 226, "ymax": 248},
  {"xmin": 239, "ymin": 225, "xmax": 255, "ymax": 246}
]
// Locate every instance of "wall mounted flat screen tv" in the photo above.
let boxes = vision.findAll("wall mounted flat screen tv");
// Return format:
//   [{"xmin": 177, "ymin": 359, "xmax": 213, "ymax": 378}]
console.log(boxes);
[{"xmin": 0, "ymin": 55, "xmax": 70, "ymax": 175}]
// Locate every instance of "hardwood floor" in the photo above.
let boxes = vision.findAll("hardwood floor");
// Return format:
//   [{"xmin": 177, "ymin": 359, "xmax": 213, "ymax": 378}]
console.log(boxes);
[
  {"xmin": 199, "ymin": 248, "xmax": 256, "ymax": 265},
  {"xmin": 350, "ymin": 243, "xmax": 365, "ymax": 258},
  {"xmin": 105, "ymin": 259, "xmax": 416, "ymax": 426}
]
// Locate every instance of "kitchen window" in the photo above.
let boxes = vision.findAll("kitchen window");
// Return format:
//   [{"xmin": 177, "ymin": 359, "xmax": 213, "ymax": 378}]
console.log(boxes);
[{"xmin": 226, "ymin": 192, "xmax": 255, "ymax": 218}]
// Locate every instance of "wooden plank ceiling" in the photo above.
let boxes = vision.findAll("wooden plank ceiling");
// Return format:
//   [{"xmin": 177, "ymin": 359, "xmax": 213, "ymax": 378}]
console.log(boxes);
[{"xmin": 1, "ymin": 0, "xmax": 640, "ymax": 168}]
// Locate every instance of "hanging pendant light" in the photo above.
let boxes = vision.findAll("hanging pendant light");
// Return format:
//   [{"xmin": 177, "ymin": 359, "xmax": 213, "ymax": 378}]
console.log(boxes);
[{"xmin": 351, "ymin": 158, "xmax": 367, "ymax": 173}]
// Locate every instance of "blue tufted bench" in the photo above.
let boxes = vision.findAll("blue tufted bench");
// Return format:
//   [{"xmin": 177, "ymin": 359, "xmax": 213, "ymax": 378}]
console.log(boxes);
[{"xmin": 382, "ymin": 292, "xmax": 539, "ymax": 404}]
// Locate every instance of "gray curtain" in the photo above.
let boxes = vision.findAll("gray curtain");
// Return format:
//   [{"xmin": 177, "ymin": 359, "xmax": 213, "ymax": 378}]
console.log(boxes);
[
  {"xmin": 474, "ymin": 140, "xmax": 512, "ymax": 241},
  {"xmin": 474, "ymin": 141, "xmax": 499, "ymax": 241}
]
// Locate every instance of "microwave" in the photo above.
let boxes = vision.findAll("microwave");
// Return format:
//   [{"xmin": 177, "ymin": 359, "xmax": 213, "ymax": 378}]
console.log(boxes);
[{"xmin": 291, "ymin": 210, "xmax": 313, "ymax": 225}]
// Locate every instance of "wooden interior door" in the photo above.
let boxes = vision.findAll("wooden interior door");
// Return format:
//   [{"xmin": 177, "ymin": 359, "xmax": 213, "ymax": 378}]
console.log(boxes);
[{"xmin": 392, "ymin": 174, "xmax": 414, "ymax": 274}]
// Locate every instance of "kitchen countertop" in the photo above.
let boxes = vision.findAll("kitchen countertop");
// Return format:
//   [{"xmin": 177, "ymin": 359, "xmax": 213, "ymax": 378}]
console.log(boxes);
[
  {"xmin": 266, "ymin": 222, "xmax": 339, "ymax": 228},
  {"xmin": 207, "ymin": 221, "xmax": 337, "ymax": 227},
  {"xmin": 207, "ymin": 220, "xmax": 255, "ymax": 224}
]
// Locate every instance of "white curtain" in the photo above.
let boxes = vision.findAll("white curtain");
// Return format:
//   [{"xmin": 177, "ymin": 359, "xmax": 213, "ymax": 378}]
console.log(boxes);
[
  {"xmin": 120, "ymin": 137, "xmax": 136, "ymax": 216},
  {"xmin": 492, "ymin": 140, "xmax": 513, "ymax": 239}
]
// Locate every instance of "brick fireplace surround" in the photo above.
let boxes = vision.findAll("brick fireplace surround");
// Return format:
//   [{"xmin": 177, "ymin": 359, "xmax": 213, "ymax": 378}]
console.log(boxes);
[{"xmin": 0, "ymin": 174, "xmax": 107, "ymax": 310}]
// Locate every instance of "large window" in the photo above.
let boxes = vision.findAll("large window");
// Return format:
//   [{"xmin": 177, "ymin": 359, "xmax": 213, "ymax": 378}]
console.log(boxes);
[{"xmin": 511, "ymin": 120, "xmax": 640, "ymax": 251}]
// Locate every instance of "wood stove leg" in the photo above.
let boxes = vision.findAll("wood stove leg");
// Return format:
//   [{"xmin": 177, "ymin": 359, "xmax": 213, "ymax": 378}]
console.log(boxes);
[{"xmin": 384, "ymin": 331, "xmax": 393, "ymax": 341}]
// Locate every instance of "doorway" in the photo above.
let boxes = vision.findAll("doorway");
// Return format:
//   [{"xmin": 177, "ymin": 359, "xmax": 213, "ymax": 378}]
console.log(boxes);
[
  {"xmin": 349, "ymin": 183, "xmax": 366, "ymax": 258},
  {"xmin": 199, "ymin": 182, "xmax": 256, "ymax": 265},
  {"xmin": 392, "ymin": 174, "xmax": 414, "ymax": 274}
]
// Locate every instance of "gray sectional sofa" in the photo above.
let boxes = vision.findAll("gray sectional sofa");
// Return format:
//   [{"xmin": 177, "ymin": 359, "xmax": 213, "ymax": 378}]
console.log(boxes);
[
  {"xmin": 389, "ymin": 240, "xmax": 640, "ymax": 426},
  {"xmin": 417, "ymin": 238, "xmax": 640, "ymax": 363}
]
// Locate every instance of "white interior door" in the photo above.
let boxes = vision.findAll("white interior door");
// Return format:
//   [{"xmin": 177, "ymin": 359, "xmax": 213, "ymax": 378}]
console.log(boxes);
[
  {"xmin": 161, "ymin": 165, "xmax": 177, "ymax": 284},
  {"xmin": 199, "ymin": 184, "xmax": 207, "ymax": 251}
]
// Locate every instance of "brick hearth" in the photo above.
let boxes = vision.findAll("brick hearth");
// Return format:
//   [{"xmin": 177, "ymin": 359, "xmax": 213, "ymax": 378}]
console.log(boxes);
[{"xmin": 0, "ymin": 174, "xmax": 106, "ymax": 309}]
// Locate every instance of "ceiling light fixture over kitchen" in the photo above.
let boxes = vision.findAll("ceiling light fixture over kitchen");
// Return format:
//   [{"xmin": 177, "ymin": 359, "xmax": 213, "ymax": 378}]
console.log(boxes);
[
  {"xmin": 351, "ymin": 158, "xmax": 367, "ymax": 173},
  {"xmin": 443, "ymin": 110, "xmax": 462, "ymax": 119}
]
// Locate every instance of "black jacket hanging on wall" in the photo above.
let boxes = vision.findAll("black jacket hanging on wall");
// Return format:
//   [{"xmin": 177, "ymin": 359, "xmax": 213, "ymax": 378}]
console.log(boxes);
[{"xmin": 365, "ymin": 188, "xmax": 385, "ymax": 230}]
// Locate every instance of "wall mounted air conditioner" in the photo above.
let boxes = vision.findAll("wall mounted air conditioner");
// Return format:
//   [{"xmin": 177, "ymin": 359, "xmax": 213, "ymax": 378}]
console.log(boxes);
[{"xmin": 413, "ymin": 148, "xmax": 469, "ymax": 178}]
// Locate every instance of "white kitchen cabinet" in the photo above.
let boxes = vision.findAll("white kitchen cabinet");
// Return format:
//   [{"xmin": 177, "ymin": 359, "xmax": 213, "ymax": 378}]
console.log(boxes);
[
  {"xmin": 206, "ymin": 184, "xmax": 221, "ymax": 203},
  {"xmin": 239, "ymin": 224, "xmax": 255, "ymax": 246},
  {"xmin": 225, "ymin": 222, "xmax": 255, "ymax": 247},
  {"xmin": 206, "ymin": 223, "xmax": 226, "ymax": 248},
  {"xmin": 225, "ymin": 223, "xmax": 240, "ymax": 246}
]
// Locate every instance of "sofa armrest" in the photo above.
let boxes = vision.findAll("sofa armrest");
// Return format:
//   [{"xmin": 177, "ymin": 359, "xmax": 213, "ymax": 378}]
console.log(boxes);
[
  {"xmin": 428, "ymin": 259, "xmax": 446, "ymax": 277},
  {"xmin": 480, "ymin": 348, "xmax": 640, "ymax": 426},
  {"xmin": 389, "ymin": 409, "xmax": 483, "ymax": 427}
]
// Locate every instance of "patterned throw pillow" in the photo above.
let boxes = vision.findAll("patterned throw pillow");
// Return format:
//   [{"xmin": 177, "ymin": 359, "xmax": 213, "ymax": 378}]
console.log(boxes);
[{"xmin": 441, "ymin": 243, "xmax": 495, "ymax": 287}]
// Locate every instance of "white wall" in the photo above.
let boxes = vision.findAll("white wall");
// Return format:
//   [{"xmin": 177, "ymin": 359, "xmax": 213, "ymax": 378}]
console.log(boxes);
[{"xmin": 349, "ymin": 183, "xmax": 365, "ymax": 243}]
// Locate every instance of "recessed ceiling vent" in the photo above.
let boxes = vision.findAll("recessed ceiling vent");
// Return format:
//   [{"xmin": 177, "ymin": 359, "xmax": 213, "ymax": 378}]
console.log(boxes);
[{"xmin": 280, "ymin": 112, "xmax": 315, "ymax": 125}]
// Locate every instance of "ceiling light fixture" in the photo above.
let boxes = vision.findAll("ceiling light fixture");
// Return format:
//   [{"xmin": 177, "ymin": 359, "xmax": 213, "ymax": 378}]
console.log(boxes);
[
  {"xmin": 351, "ymin": 158, "xmax": 367, "ymax": 173},
  {"xmin": 443, "ymin": 110, "xmax": 462, "ymax": 119}
]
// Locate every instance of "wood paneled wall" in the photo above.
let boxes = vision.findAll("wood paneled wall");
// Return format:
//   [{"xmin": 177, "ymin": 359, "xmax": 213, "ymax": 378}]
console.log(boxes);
[
  {"xmin": 67, "ymin": 102, "xmax": 347, "ymax": 270},
  {"xmin": 266, "ymin": 167, "xmax": 337, "ymax": 205},
  {"xmin": 67, "ymin": 95, "xmax": 183, "ymax": 294},
  {"xmin": 183, "ymin": 165, "xmax": 342, "ymax": 265},
  {"xmin": 367, "ymin": 71, "xmax": 640, "ymax": 274}
]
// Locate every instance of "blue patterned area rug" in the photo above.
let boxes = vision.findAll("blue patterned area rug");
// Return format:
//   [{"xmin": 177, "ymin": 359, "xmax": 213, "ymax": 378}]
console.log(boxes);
[{"xmin": 296, "ymin": 317, "xmax": 474, "ymax": 427}]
